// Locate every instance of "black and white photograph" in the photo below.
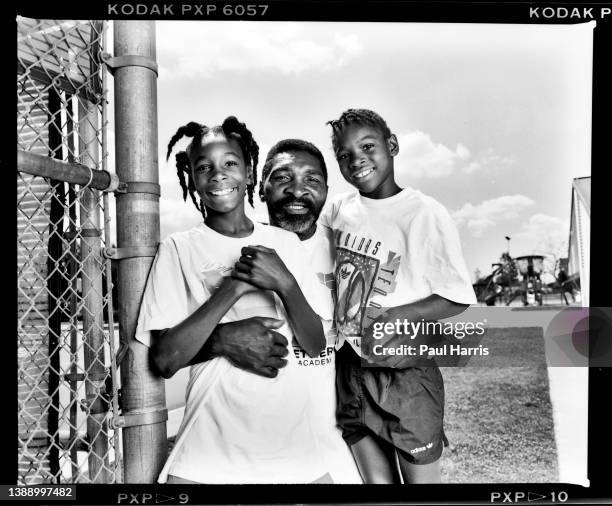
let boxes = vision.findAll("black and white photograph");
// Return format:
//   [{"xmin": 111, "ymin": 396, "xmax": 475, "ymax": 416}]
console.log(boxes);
[{"xmin": 14, "ymin": 1, "xmax": 610, "ymax": 501}]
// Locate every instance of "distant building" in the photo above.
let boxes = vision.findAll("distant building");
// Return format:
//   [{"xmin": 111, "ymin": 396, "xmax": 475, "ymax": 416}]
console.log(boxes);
[{"xmin": 567, "ymin": 176, "xmax": 590, "ymax": 306}]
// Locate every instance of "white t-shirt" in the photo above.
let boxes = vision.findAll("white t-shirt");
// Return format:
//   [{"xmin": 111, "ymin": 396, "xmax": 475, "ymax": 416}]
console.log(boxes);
[
  {"xmin": 293, "ymin": 226, "xmax": 362, "ymax": 484},
  {"xmin": 135, "ymin": 221, "xmax": 330, "ymax": 483},
  {"xmin": 320, "ymin": 187, "xmax": 477, "ymax": 355}
]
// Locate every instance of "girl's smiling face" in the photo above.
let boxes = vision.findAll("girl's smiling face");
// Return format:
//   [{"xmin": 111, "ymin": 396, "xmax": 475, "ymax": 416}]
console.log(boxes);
[
  {"xmin": 187, "ymin": 131, "xmax": 253, "ymax": 215},
  {"xmin": 334, "ymin": 123, "xmax": 399, "ymax": 199}
]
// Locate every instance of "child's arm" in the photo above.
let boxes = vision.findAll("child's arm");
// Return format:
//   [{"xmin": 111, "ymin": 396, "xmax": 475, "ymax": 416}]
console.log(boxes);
[
  {"xmin": 362, "ymin": 295, "xmax": 469, "ymax": 367},
  {"xmin": 386, "ymin": 294, "xmax": 469, "ymax": 323},
  {"xmin": 232, "ymin": 245, "xmax": 326, "ymax": 358},
  {"xmin": 149, "ymin": 276, "xmax": 255, "ymax": 378}
]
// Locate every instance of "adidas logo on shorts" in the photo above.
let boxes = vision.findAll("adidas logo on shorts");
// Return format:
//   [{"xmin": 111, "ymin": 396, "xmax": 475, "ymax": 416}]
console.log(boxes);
[{"xmin": 410, "ymin": 441, "xmax": 434, "ymax": 454}]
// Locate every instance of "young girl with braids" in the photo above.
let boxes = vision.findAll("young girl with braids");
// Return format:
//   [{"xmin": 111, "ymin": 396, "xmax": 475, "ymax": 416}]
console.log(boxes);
[{"xmin": 134, "ymin": 116, "xmax": 329, "ymax": 483}]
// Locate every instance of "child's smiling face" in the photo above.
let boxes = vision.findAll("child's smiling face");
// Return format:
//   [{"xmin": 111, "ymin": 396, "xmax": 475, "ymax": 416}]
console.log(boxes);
[
  {"xmin": 188, "ymin": 131, "xmax": 253, "ymax": 215},
  {"xmin": 334, "ymin": 123, "xmax": 399, "ymax": 199}
]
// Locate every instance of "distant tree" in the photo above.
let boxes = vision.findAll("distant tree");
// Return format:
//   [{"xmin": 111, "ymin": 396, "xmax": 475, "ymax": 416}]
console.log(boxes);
[
  {"xmin": 498, "ymin": 252, "xmax": 519, "ymax": 287},
  {"xmin": 537, "ymin": 235, "xmax": 568, "ymax": 283}
]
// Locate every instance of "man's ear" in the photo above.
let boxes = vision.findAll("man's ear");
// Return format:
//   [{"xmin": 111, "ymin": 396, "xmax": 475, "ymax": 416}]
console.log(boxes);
[
  {"xmin": 387, "ymin": 134, "xmax": 399, "ymax": 157},
  {"xmin": 259, "ymin": 186, "xmax": 266, "ymax": 202}
]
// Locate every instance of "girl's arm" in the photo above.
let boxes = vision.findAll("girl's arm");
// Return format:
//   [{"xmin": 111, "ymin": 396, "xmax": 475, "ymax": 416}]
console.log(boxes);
[
  {"xmin": 232, "ymin": 245, "xmax": 326, "ymax": 358},
  {"xmin": 150, "ymin": 276, "xmax": 253, "ymax": 378}
]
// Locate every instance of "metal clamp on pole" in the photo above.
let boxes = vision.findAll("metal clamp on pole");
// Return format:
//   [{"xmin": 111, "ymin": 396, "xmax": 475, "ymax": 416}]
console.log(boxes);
[
  {"xmin": 102, "ymin": 245, "xmax": 159, "ymax": 260},
  {"xmin": 104, "ymin": 172, "xmax": 121, "ymax": 193},
  {"xmin": 114, "ymin": 181, "xmax": 161, "ymax": 197},
  {"xmin": 111, "ymin": 408, "xmax": 168, "ymax": 429},
  {"xmin": 101, "ymin": 52, "xmax": 159, "ymax": 76}
]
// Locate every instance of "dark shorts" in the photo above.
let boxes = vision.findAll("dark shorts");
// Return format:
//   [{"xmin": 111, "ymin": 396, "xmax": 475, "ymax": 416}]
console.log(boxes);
[{"xmin": 336, "ymin": 343, "xmax": 448, "ymax": 465}]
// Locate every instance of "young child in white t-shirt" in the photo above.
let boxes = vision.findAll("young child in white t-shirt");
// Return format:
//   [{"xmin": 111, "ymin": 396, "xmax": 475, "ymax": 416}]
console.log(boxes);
[
  {"xmin": 135, "ymin": 117, "xmax": 329, "ymax": 483},
  {"xmin": 321, "ymin": 108, "xmax": 477, "ymax": 484}
]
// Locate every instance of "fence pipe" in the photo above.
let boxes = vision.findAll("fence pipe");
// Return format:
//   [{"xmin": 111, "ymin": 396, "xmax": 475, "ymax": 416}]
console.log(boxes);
[
  {"xmin": 78, "ymin": 99, "xmax": 110, "ymax": 483},
  {"xmin": 112, "ymin": 21, "xmax": 167, "ymax": 483},
  {"xmin": 17, "ymin": 150, "xmax": 117, "ymax": 191}
]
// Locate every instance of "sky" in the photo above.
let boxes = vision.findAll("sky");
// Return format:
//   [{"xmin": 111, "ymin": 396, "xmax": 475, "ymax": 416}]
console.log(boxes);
[{"xmin": 107, "ymin": 20, "xmax": 594, "ymax": 282}]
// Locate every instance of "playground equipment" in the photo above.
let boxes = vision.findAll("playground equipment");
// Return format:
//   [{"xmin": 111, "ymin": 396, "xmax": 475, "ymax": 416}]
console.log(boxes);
[
  {"xmin": 477, "ymin": 260, "xmax": 518, "ymax": 306},
  {"xmin": 553, "ymin": 258, "xmax": 579, "ymax": 305},
  {"xmin": 476, "ymin": 254, "xmax": 545, "ymax": 306},
  {"xmin": 514, "ymin": 255, "xmax": 544, "ymax": 306}
]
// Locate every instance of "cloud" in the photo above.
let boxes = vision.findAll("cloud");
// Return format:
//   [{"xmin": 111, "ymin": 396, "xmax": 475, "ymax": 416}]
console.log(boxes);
[
  {"xmin": 157, "ymin": 23, "xmax": 363, "ymax": 78},
  {"xmin": 515, "ymin": 213, "xmax": 569, "ymax": 254},
  {"xmin": 463, "ymin": 148, "xmax": 517, "ymax": 174},
  {"xmin": 452, "ymin": 195, "xmax": 535, "ymax": 238},
  {"xmin": 395, "ymin": 131, "xmax": 515, "ymax": 178}
]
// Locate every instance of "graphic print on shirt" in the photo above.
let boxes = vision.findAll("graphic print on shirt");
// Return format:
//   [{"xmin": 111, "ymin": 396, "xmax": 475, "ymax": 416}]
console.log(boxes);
[
  {"xmin": 200, "ymin": 264, "xmax": 231, "ymax": 293},
  {"xmin": 334, "ymin": 231, "xmax": 401, "ymax": 350},
  {"xmin": 201, "ymin": 263, "xmax": 277, "ymax": 314},
  {"xmin": 293, "ymin": 269, "xmax": 338, "ymax": 367}
]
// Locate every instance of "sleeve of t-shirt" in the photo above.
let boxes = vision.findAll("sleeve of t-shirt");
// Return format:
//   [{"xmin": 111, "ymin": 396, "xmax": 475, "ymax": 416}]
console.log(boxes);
[
  {"xmin": 412, "ymin": 201, "xmax": 477, "ymax": 305},
  {"xmin": 317, "ymin": 192, "xmax": 346, "ymax": 231},
  {"xmin": 134, "ymin": 238, "xmax": 196, "ymax": 347},
  {"xmin": 318, "ymin": 200, "xmax": 333, "ymax": 230}
]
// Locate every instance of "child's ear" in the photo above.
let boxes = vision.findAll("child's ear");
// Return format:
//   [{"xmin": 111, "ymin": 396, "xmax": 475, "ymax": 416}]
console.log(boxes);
[
  {"xmin": 387, "ymin": 134, "xmax": 399, "ymax": 157},
  {"xmin": 246, "ymin": 165, "xmax": 254, "ymax": 185}
]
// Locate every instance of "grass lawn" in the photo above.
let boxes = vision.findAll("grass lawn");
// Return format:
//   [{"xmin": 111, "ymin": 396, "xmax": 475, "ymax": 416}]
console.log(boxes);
[{"xmin": 440, "ymin": 327, "xmax": 558, "ymax": 482}]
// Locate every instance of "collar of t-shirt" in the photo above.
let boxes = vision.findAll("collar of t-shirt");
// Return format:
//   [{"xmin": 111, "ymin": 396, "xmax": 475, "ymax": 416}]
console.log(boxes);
[
  {"xmin": 356, "ymin": 187, "xmax": 415, "ymax": 208},
  {"xmin": 196, "ymin": 219, "xmax": 263, "ymax": 240}
]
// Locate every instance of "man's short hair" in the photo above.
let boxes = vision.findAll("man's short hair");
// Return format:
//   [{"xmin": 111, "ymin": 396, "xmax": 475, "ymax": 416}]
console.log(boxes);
[{"xmin": 260, "ymin": 139, "xmax": 328, "ymax": 196}]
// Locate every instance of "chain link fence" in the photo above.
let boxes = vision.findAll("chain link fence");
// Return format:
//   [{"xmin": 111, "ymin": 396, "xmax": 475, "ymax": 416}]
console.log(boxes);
[{"xmin": 17, "ymin": 18, "xmax": 122, "ymax": 484}]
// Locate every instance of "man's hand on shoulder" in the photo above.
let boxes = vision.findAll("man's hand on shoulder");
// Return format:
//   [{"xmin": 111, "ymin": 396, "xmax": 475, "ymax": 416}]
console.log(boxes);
[{"xmin": 208, "ymin": 317, "xmax": 289, "ymax": 378}]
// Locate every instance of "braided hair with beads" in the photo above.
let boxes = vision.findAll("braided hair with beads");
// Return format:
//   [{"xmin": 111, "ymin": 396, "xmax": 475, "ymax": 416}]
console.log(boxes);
[
  {"xmin": 166, "ymin": 116, "xmax": 259, "ymax": 217},
  {"xmin": 326, "ymin": 108, "xmax": 392, "ymax": 152}
]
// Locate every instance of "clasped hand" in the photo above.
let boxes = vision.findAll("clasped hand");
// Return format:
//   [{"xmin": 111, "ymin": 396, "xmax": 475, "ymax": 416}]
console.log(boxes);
[{"xmin": 230, "ymin": 245, "xmax": 295, "ymax": 294}]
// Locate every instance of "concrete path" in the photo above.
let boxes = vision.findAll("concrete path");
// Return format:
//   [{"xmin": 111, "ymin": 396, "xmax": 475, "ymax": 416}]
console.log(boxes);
[{"xmin": 462, "ymin": 306, "xmax": 589, "ymax": 486}]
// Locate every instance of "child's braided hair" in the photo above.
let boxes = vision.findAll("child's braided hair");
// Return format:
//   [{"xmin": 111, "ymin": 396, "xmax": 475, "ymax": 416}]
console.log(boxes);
[
  {"xmin": 166, "ymin": 116, "xmax": 259, "ymax": 217},
  {"xmin": 326, "ymin": 108, "xmax": 392, "ymax": 152}
]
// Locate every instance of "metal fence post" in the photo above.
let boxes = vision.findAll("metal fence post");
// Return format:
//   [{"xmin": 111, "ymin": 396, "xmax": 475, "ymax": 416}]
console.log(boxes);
[
  {"xmin": 78, "ymin": 99, "xmax": 110, "ymax": 483},
  {"xmin": 112, "ymin": 21, "xmax": 167, "ymax": 483}
]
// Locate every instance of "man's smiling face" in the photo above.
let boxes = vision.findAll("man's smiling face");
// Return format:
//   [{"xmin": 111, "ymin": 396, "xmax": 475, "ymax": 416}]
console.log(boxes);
[{"xmin": 261, "ymin": 150, "xmax": 328, "ymax": 240}]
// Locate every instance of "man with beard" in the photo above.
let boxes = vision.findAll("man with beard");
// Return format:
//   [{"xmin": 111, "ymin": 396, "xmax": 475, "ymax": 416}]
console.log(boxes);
[{"xmin": 199, "ymin": 139, "xmax": 361, "ymax": 483}]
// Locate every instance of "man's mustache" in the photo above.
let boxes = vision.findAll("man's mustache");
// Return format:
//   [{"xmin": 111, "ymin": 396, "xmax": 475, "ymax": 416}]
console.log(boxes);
[{"xmin": 272, "ymin": 196, "xmax": 316, "ymax": 212}]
